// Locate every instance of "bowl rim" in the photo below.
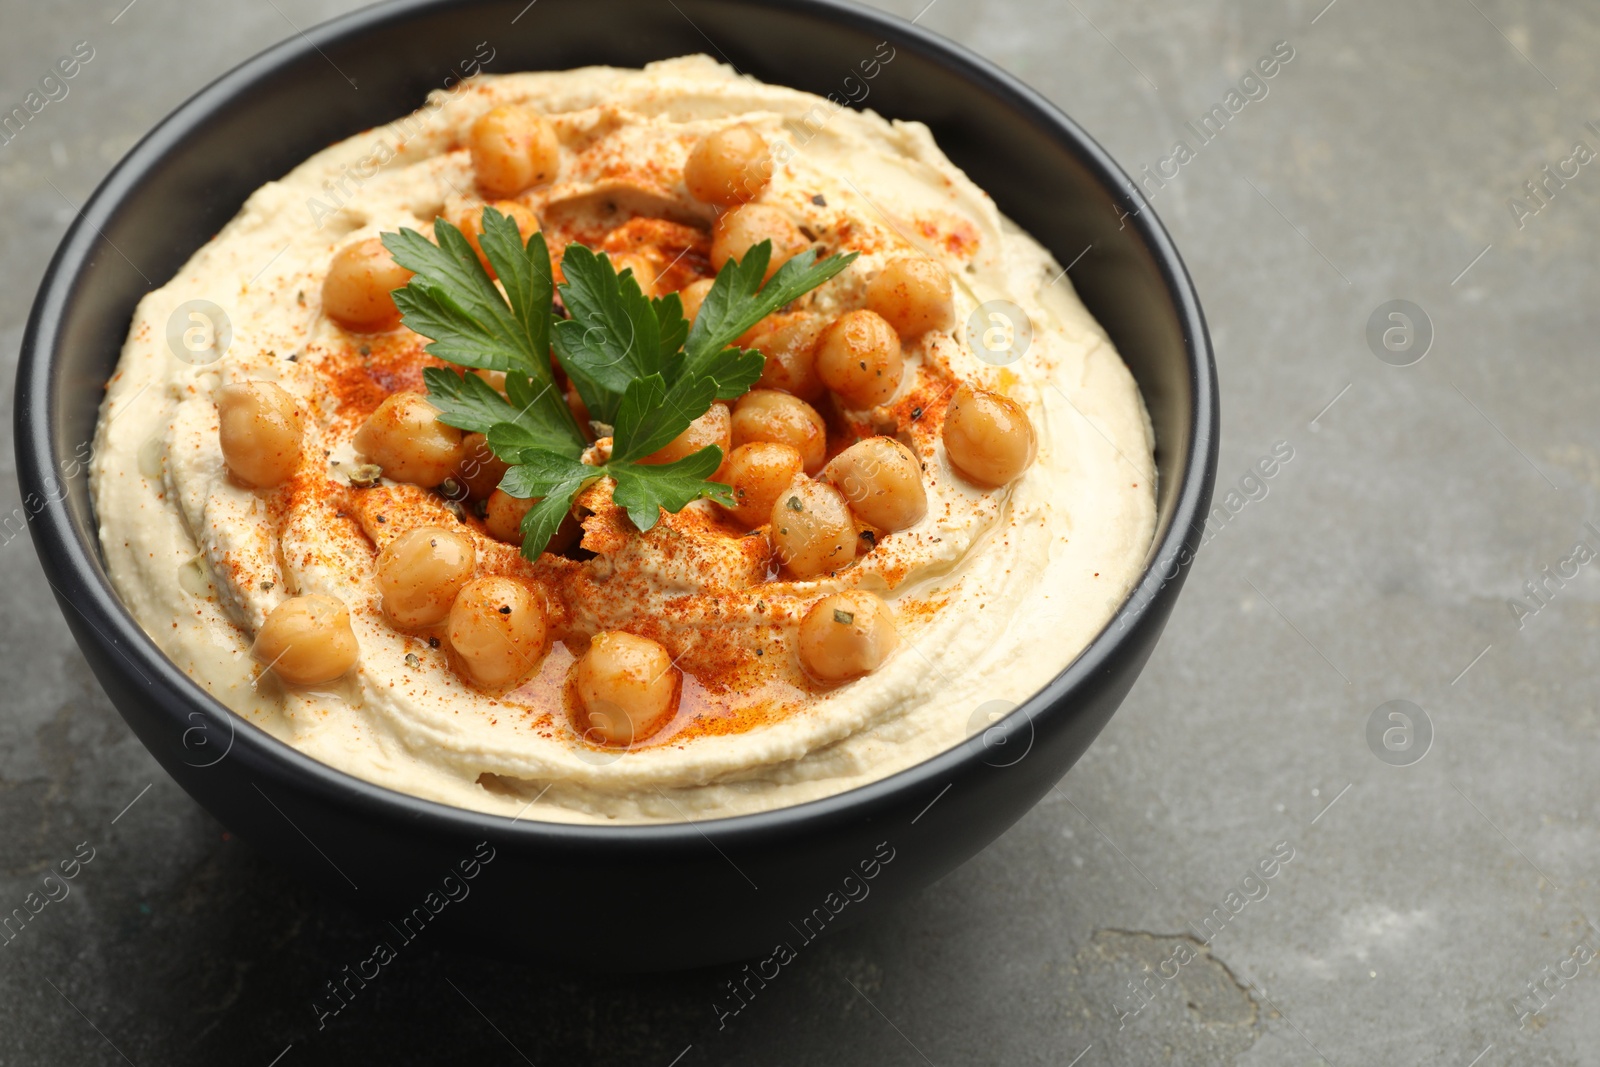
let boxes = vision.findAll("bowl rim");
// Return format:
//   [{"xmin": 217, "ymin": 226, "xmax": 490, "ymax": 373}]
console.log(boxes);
[{"xmin": 16, "ymin": 0, "xmax": 1217, "ymax": 846}]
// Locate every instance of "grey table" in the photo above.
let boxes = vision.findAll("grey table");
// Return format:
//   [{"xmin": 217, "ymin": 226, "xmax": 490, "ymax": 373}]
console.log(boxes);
[{"xmin": 3, "ymin": 0, "xmax": 1595, "ymax": 1063}]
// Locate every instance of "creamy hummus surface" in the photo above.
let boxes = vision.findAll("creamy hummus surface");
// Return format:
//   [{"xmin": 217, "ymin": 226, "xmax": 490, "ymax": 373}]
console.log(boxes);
[{"xmin": 91, "ymin": 56, "xmax": 1157, "ymax": 823}]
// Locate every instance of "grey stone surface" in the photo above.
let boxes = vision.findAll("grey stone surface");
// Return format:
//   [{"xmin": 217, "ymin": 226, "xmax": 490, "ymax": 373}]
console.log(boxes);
[{"xmin": 1, "ymin": 0, "xmax": 1596, "ymax": 1063}]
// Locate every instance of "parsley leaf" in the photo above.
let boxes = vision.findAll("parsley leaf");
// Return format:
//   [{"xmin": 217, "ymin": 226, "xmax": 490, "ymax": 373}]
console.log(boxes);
[
  {"xmin": 684, "ymin": 244, "xmax": 858, "ymax": 380},
  {"xmin": 384, "ymin": 209, "xmax": 582, "ymax": 451},
  {"xmin": 551, "ymin": 244, "xmax": 669, "ymax": 425},
  {"xmin": 384, "ymin": 208, "xmax": 855, "ymax": 561},
  {"xmin": 609, "ymin": 446, "xmax": 730, "ymax": 529},
  {"xmin": 420, "ymin": 366, "xmax": 518, "ymax": 435},
  {"xmin": 497, "ymin": 449, "xmax": 598, "ymax": 558}
]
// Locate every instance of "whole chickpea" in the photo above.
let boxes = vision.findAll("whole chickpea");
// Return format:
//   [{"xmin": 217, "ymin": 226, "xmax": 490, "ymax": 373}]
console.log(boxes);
[
  {"xmin": 353, "ymin": 392, "xmax": 465, "ymax": 488},
  {"xmin": 678, "ymin": 278, "xmax": 715, "ymax": 323},
  {"xmin": 457, "ymin": 432, "xmax": 509, "ymax": 501},
  {"xmin": 711, "ymin": 204, "xmax": 808, "ymax": 281},
  {"xmin": 322, "ymin": 238, "xmax": 414, "ymax": 332},
  {"xmin": 467, "ymin": 105, "xmax": 560, "ymax": 198},
  {"xmin": 753, "ymin": 313, "xmax": 826, "ymax": 401},
  {"xmin": 822, "ymin": 437, "xmax": 927, "ymax": 532},
  {"xmin": 484, "ymin": 488, "xmax": 532, "ymax": 545},
  {"xmin": 816, "ymin": 309, "xmax": 904, "ymax": 409},
  {"xmin": 446, "ymin": 576, "xmax": 547, "ymax": 688},
  {"xmin": 684, "ymin": 124, "xmax": 773, "ymax": 206},
  {"xmin": 574, "ymin": 631, "xmax": 679, "ymax": 745},
  {"xmin": 455, "ymin": 200, "xmax": 541, "ymax": 277},
  {"xmin": 484, "ymin": 490, "xmax": 581, "ymax": 554},
  {"xmin": 866, "ymin": 257, "xmax": 954, "ymax": 337},
  {"xmin": 217, "ymin": 381, "xmax": 302, "ymax": 489},
  {"xmin": 769, "ymin": 475, "xmax": 856, "ymax": 579},
  {"xmin": 730, "ymin": 390, "xmax": 827, "ymax": 473},
  {"xmin": 252, "ymin": 594, "xmax": 360, "ymax": 687},
  {"xmin": 942, "ymin": 384, "xmax": 1037, "ymax": 488},
  {"xmin": 641, "ymin": 403, "xmax": 730, "ymax": 466},
  {"xmin": 376, "ymin": 527, "xmax": 476, "ymax": 628},
  {"xmin": 798, "ymin": 591, "xmax": 900, "ymax": 682},
  {"xmin": 719, "ymin": 442, "xmax": 805, "ymax": 528}
]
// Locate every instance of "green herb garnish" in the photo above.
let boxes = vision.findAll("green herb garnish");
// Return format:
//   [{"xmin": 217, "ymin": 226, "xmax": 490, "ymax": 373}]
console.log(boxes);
[{"xmin": 382, "ymin": 207, "xmax": 855, "ymax": 559}]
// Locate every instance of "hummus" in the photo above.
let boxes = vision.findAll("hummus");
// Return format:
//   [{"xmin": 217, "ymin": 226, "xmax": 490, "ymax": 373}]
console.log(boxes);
[{"xmin": 91, "ymin": 56, "xmax": 1157, "ymax": 824}]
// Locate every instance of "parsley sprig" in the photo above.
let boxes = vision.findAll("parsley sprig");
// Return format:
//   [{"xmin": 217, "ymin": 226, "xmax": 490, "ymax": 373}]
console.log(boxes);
[{"xmin": 382, "ymin": 207, "xmax": 855, "ymax": 559}]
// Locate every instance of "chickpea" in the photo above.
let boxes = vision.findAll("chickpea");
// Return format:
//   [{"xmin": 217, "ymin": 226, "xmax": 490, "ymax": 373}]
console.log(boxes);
[
  {"xmin": 353, "ymin": 392, "xmax": 465, "ymax": 488},
  {"xmin": 866, "ymin": 257, "xmax": 954, "ymax": 338},
  {"xmin": 446, "ymin": 576, "xmax": 547, "ymax": 688},
  {"xmin": 753, "ymin": 313, "xmax": 826, "ymax": 401},
  {"xmin": 456, "ymin": 200, "xmax": 541, "ymax": 277},
  {"xmin": 684, "ymin": 124, "xmax": 773, "ymax": 206},
  {"xmin": 610, "ymin": 251, "xmax": 658, "ymax": 297},
  {"xmin": 252, "ymin": 594, "xmax": 359, "ymax": 687},
  {"xmin": 816, "ymin": 309, "xmax": 904, "ymax": 409},
  {"xmin": 376, "ymin": 527, "xmax": 476, "ymax": 628},
  {"xmin": 731, "ymin": 390, "xmax": 827, "ymax": 473},
  {"xmin": 484, "ymin": 490, "xmax": 580, "ymax": 554},
  {"xmin": 942, "ymin": 384, "xmax": 1037, "ymax": 488},
  {"xmin": 574, "ymin": 631, "xmax": 678, "ymax": 745},
  {"xmin": 822, "ymin": 437, "xmax": 926, "ymax": 532},
  {"xmin": 457, "ymin": 432, "xmax": 509, "ymax": 501},
  {"xmin": 484, "ymin": 488, "xmax": 533, "ymax": 544},
  {"xmin": 467, "ymin": 105, "xmax": 560, "ymax": 198},
  {"xmin": 641, "ymin": 403, "xmax": 730, "ymax": 466},
  {"xmin": 719, "ymin": 442, "xmax": 804, "ymax": 528},
  {"xmin": 711, "ymin": 204, "xmax": 808, "ymax": 281},
  {"xmin": 678, "ymin": 278, "xmax": 715, "ymax": 322},
  {"xmin": 322, "ymin": 238, "xmax": 414, "ymax": 332},
  {"xmin": 217, "ymin": 381, "xmax": 302, "ymax": 489},
  {"xmin": 769, "ymin": 475, "xmax": 856, "ymax": 579},
  {"xmin": 798, "ymin": 591, "xmax": 899, "ymax": 682}
]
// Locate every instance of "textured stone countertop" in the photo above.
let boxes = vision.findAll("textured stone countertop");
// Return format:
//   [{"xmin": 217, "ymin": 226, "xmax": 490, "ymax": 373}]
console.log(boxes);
[{"xmin": 2, "ymin": 0, "xmax": 1597, "ymax": 1063}]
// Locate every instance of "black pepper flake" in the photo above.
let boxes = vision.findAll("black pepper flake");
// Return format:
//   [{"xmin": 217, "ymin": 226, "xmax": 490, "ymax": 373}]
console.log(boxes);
[
  {"xmin": 259, "ymin": 580, "xmax": 275, "ymax": 591},
  {"xmin": 756, "ymin": 599, "xmax": 767, "ymax": 612},
  {"xmin": 833, "ymin": 609, "xmax": 855, "ymax": 624},
  {"xmin": 286, "ymin": 351, "xmax": 300, "ymax": 362},
  {"xmin": 858, "ymin": 360, "xmax": 867, "ymax": 370},
  {"xmin": 296, "ymin": 290, "xmax": 306, "ymax": 304},
  {"xmin": 376, "ymin": 514, "xmax": 387, "ymax": 524},
  {"xmin": 786, "ymin": 496, "xmax": 804, "ymax": 512},
  {"xmin": 911, "ymin": 406, "xmax": 923, "ymax": 420},
  {"xmin": 428, "ymin": 637, "xmax": 440, "ymax": 648},
  {"xmin": 499, "ymin": 605, "xmax": 512, "ymax": 615},
  {"xmin": 358, "ymin": 344, "xmax": 371, "ymax": 356},
  {"xmin": 859, "ymin": 529, "xmax": 876, "ymax": 545},
  {"xmin": 756, "ymin": 648, "xmax": 764, "ymax": 656},
  {"xmin": 811, "ymin": 194, "xmax": 827, "ymax": 207}
]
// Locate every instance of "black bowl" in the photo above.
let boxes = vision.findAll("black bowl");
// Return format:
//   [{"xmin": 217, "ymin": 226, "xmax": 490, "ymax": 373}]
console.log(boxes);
[{"xmin": 15, "ymin": 0, "xmax": 1216, "ymax": 969}]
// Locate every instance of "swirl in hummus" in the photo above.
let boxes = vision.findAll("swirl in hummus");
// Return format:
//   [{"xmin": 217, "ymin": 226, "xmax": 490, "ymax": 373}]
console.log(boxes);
[{"xmin": 91, "ymin": 56, "xmax": 1157, "ymax": 823}]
